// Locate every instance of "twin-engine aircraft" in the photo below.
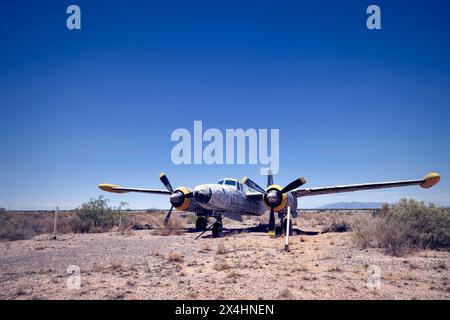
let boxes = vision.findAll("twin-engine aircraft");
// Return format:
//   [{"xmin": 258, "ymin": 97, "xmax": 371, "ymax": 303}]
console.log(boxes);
[{"xmin": 98, "ymin": 172, "xmax": 440, "ymax": 238}]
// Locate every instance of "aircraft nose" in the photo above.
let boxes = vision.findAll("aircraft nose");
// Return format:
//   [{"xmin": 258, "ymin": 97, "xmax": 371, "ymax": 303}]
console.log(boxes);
[{"xmin": 194, "ymin": 185, "xmax": 212, "ymax": 204}]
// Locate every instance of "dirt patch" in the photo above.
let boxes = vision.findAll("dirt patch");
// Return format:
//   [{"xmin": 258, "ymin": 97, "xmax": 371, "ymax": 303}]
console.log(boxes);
[{"xmin": 0, "ymin": 217, "xmax": 449, "ymax": 300}]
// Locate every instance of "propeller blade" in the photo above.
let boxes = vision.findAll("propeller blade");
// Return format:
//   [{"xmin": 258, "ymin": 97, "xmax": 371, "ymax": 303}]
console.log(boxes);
[
  {"xmin": 163, "ymin": 206, "xmax": 174, "ymax": 226},
  {"xmin": 267, "ymin": 169, "xmax": 273, "ymax": 187},
  {"xmin": 242, "ymin": 176, "xmax": 267, "ymax": 194},
  {"xmin": 268, "ymin": 207, "xmax": 275, "ymax": 237},
  {"xmin": 280, "ymin": 177, "xmax": 307, "ymax": 194},
  {"xmin": 159, "ymin": 172, "xmax": 174, "ymax": 193}
]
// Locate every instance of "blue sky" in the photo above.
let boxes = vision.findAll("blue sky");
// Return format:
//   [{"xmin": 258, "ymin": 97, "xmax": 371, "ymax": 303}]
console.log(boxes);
[{"xmin": 1, "ymin": 0, "xmax": 449, "ymax": 210}]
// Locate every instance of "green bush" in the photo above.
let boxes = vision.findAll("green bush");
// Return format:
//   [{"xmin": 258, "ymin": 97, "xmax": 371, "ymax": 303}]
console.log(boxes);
[{"xmin": 75, "ymin": 196, "xmax": 128, "ymax": 232}]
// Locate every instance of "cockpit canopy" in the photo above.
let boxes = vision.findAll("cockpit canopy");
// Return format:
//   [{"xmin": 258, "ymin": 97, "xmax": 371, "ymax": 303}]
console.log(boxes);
[{"xmin": 217, "ymin": 178, "xmax": 246, "ymax": 191}]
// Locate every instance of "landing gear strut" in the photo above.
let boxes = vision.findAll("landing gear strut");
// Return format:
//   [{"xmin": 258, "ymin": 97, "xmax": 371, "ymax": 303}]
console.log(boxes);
[
  {"xmin": 194, "ymin": 213, "xmax": 223, "ymax": 240},
  {"xmin": 195, "ymin": 216, "xmax": 208, "ymax": 231},
  {"xmin": 277, "ymin": 212, "xmax": 293, "ymax": 236}
]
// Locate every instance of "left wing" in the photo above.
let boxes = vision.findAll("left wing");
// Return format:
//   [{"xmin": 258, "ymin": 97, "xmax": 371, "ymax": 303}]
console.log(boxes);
[
  {"xmin": 98, "ymin": 183, "xmax": 171, "ymax": 195},
  {"xmin": 292, "ymin": 173, "xmax": 440, "ymax": 198}
]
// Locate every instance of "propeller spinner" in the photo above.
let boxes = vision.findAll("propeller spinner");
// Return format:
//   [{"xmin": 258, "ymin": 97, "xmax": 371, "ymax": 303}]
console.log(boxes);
[{"xmin": 159, "ymin": 173, "xmax": 193, "ymax": 225}]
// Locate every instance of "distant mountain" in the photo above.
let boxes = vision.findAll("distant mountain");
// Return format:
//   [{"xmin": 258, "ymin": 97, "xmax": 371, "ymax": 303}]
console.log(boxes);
[{"xmin": 316, "ymin": 202, "xmax": 384, "ymax": 209}]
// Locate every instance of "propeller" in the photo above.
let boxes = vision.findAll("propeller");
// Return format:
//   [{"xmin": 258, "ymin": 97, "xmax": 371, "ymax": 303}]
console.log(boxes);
[
  {"xmin": 242, "ymin": 176, "xmax": 267, "ymax": 194},
  {"xmin": 268, "ymin": 207, "xmax": 276, "ymax": 237},
  {"xmin": 163, "ymin": 206, "xmax": 174, "ymax": 226},
  {"xmin": 242, "ymin": 173, "xmax": 307, "ymax": 237},
  {"xmin": 159, "ymin": 172, "xmax": 192, "ymax": 226},
  {"xmin": 280, "ymin": 177, "xmax": 307, "ymax": 194},
  {"xmin": 159, "ymin": 172, "xmax": 174, "ymax": 193}
]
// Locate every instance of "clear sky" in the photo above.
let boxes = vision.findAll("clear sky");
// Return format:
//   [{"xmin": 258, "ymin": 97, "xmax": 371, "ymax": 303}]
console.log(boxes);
[{"xmin": 1, "ymin": 0, "xmax": 449, "ymax": 210}]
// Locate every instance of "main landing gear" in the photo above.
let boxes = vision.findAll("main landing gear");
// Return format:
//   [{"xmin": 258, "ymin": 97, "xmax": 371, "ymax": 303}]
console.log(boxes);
[
  {"xmin": 212, "ymin": 220, "xmax": 223, "ymax": 238},
  {"xmin": 195, "ymin": 216, "xmax": 208, "ymax": 231},
  {"xmin": 194, "ymin": 213, "xmax": 223, "ymax": 239},
  {"xmin": 276, "ymin": 212, "xmax": 293, "ymax": 236}
]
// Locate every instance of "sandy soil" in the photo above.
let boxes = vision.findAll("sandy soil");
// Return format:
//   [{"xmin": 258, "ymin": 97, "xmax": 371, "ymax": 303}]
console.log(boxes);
[{"xmin": 0, "ymin": 222, "xmax": 449, "ymax": 300}]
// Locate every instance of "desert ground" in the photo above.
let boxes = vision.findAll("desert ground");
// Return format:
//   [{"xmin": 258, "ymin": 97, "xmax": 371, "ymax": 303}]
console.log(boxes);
[{"xmin": 0, "ymin": 211, "xmax": 449, "ymax": 300}]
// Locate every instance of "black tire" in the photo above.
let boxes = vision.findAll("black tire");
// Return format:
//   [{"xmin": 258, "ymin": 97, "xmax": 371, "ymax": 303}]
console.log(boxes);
[
  {"xmin": 195, "ymin": 216, "xmax": 208, "ymax": 231},
  {"xmin": 212, "ymin": 222, "xmax": 223, "ymax": 238}
]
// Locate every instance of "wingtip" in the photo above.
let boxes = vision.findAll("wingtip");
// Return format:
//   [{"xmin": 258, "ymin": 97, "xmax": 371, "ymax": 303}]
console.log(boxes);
[
  {"xmin": 98, "ymin": 183, "xmax": 125, "ymax": 193},
  {"xmin": 420, "ymin": 172, "xmax": 440, "ymax": 189}
]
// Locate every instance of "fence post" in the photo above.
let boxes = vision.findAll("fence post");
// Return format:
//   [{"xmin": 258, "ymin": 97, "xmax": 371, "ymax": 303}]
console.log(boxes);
[
  {"xmin": 285, "ymin": 206, "xmax": 291, "ymax": 252},
  {"xmin": 52, "ymin": 206, "xmax": 58, "ymax": 240}
]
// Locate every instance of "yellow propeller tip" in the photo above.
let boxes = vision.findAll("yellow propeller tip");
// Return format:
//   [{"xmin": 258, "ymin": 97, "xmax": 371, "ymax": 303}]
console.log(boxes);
[{"xmin": 159, "ymin": 172, "xmax": 166, "ymax": 178}]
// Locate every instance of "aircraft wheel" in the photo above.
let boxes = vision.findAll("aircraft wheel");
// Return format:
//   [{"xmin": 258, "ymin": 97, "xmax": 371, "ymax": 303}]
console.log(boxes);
[
  {"xmin": 212, "ymin": 222, "xmax": 223, "ymax": 238},
  {"xmin": 195, "ymin": 216, "xmax": 208, "ymax": 231}
]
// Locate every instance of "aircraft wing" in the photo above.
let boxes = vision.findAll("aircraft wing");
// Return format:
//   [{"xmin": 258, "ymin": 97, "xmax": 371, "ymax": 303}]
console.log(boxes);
[
  {"xmin": 98, "ymin": 183, "xmax": 171, "ymax": 195},
  {"xmin": 292, "ymin": 173, "xmax": 440, "ymax": 198}
]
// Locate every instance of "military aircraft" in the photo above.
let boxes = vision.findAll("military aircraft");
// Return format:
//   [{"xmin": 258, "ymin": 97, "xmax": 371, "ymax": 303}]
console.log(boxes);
[{"xmin": 98, "ymin": 172, "xmax": 440, "ymax": 238}]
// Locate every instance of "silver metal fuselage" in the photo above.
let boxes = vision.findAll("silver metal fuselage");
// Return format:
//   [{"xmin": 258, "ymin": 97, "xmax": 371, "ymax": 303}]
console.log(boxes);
[{"xmin": 190, "ymin": 181, "xmax": 297, "ymax": 217}]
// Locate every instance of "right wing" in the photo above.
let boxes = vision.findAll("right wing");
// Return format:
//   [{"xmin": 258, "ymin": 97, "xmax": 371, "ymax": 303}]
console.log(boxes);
[
  {"xmin": 98, "ymin": 183, "xmax": 171, "ymax": 195},
  {"xmin": 292, "ymin": 173, "xmax": 440, "ymax": 198}
]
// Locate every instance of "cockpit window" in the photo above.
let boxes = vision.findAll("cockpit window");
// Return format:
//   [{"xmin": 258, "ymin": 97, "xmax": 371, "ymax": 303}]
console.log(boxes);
[
  {"xmin": 217, "ymin": 179, "xmax": 224, "ymax": 185},
  {"xmin": 224, "ymin": 179, "xmax": 236, "ymax": 187}
]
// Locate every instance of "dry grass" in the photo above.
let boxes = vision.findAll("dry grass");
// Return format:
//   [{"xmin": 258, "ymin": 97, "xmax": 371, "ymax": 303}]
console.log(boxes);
[
  {"xmin": 214, "ymin": 258, "xmax": 230, "ymax": 271},
  {"xmin": 216, "ymin": 241, "xmax": 229, "ymax": 255},
  {"xmin": 167, "ymin": 251, "xmax": 183, "ymax": 263},
  {"xmin": 0, "ymin": 210, "xmax": 193, "ymax": 241},
  {"xmin": 278, "ymin": 288, "xmax": 294, "ymax": 299},
  {"xmin": 321, "ymin": 214, "xmax": 353, "ymax": 233},
  {"xmin": 151, "ymin": 217, "xmax": 185, "ymax": 236},
  {"xmin": 110, "ymin": 261, "xmax": 124, "ymax": 271}
]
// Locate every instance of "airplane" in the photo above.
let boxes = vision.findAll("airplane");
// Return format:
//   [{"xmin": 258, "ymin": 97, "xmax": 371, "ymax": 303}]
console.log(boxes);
[{"xmin": 98, "ymin": 171, "xmax": 441, "ymax": 238}]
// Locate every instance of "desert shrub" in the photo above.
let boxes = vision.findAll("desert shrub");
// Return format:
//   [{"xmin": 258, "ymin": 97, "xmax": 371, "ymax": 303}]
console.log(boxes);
[
  {"xmin": 151, "ymin": 216, "xmax": 185, "ymax": 236},
  {"xmin": 167, "ymin": 251, "xmax": 183, "ymax": 262},
  {"xmin": 0, "ymin": 223, "xmax": 33, "ymax": 241},
  {"xmin": 0, "ymin": 212, "xmax": 46, "ymax": 240},
  {"xmin": 68, "ymin": 215, "xmax": 92, "ymax": 233},
  {"xmin": 352, "ymin": 199, "xmax": 450, "ymax": 256},
  {"xmin": 213, "ymin": 258, "xmax": 230, "ymax": 271},
  {"xmin": 381, "ymin": 199, "xmax": 450, "ymax": 249},
  {"xmin": 321, "ymin": 214, "xmax": 353, "ymax": 233},
  {"xmin": 186, "ymin": 212, "xmax": 197, "ymax": 225},
  {"xmin": 216, "ymin": 241, "xmax": 229, "ymax": 254},
  {"xmin": 75, "ymin": 196, "xmax": 127, "ymax": 232}
]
